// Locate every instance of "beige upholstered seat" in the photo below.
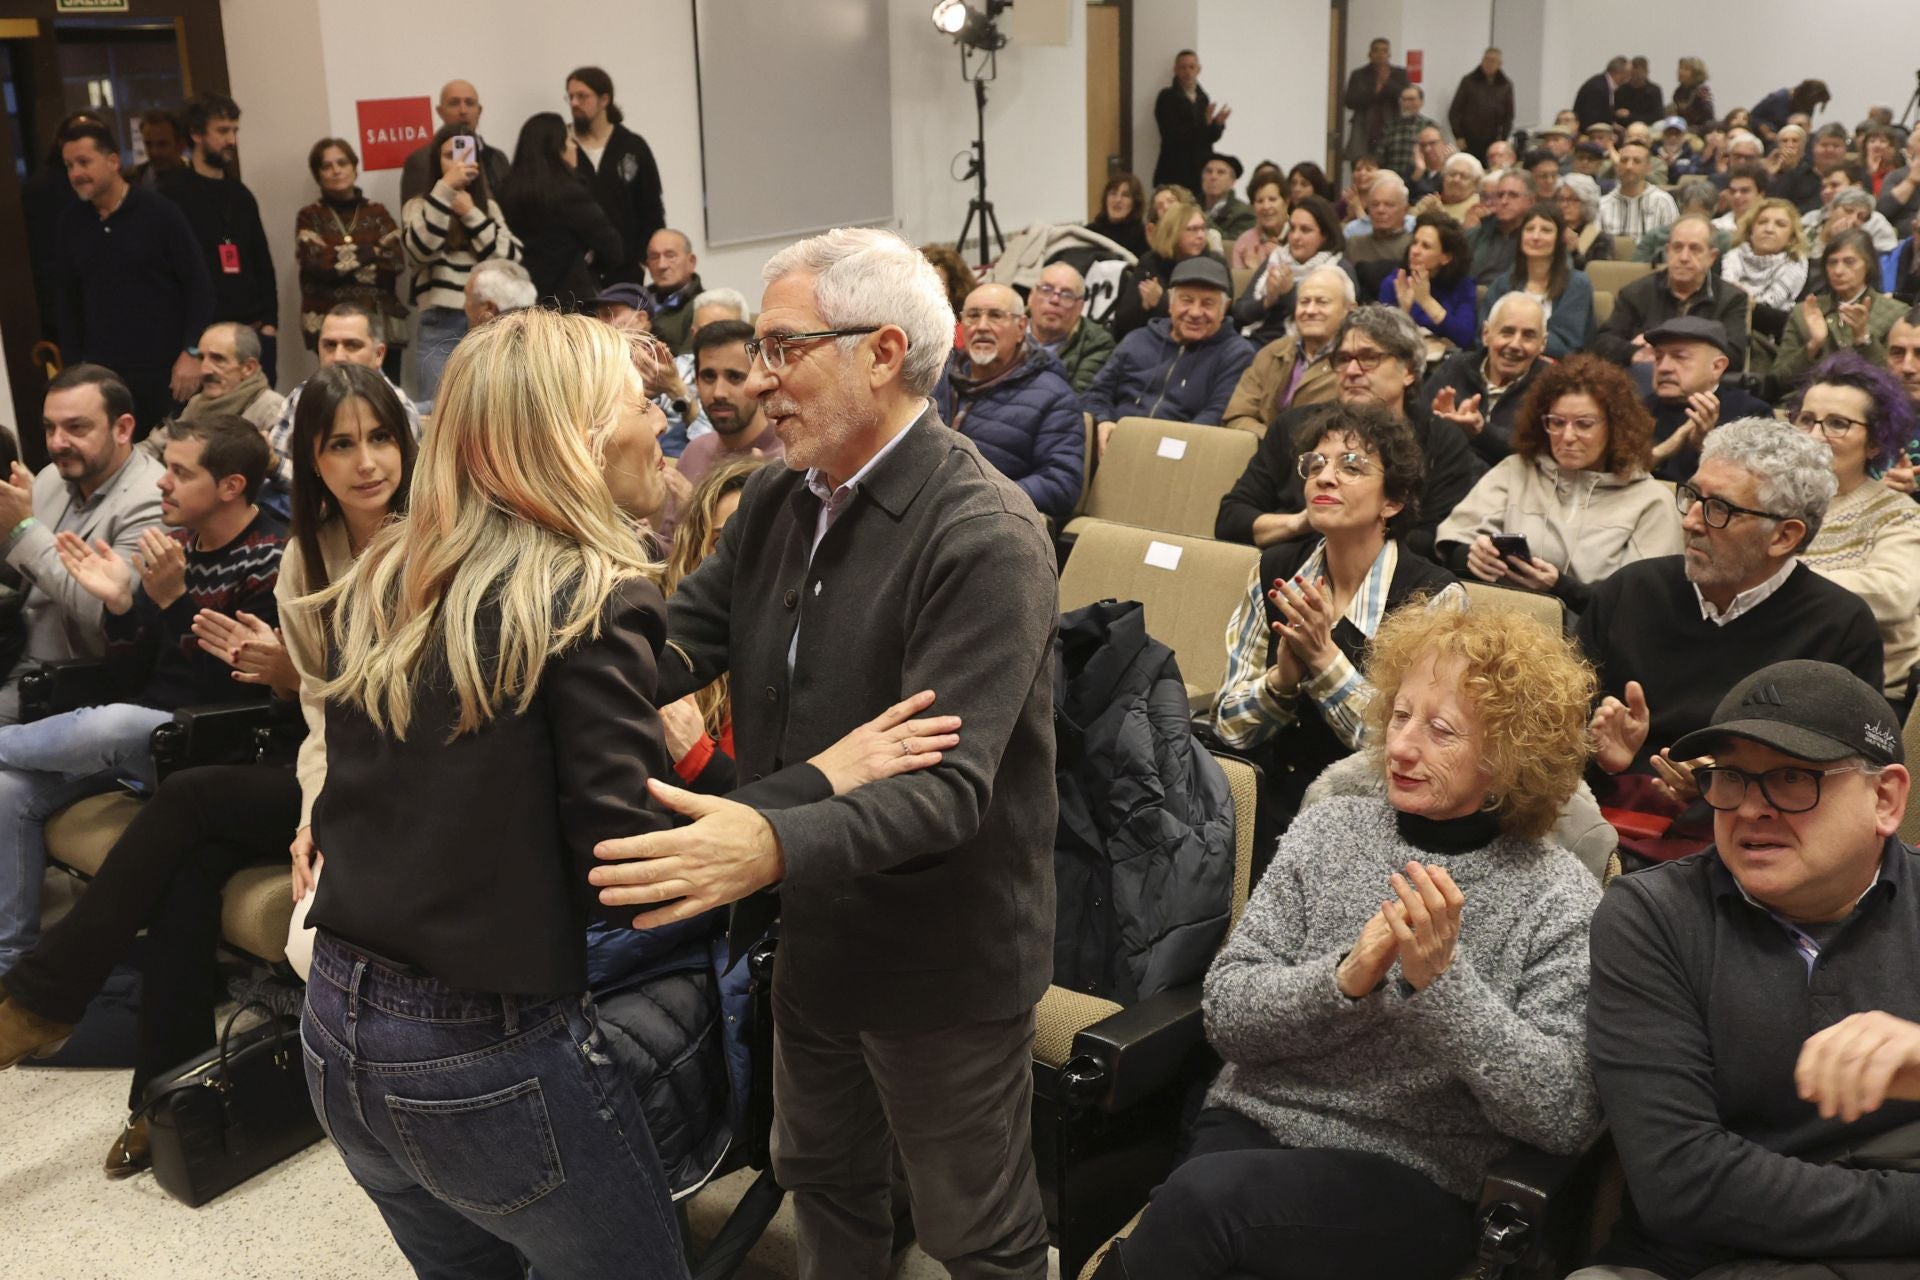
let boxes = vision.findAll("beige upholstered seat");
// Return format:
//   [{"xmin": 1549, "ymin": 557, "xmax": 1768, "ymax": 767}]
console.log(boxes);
[
  {"xmin": 43, "ymin": 792, "xmax": 295, "ymax": 964},
  {"xmin": 219, "ymin": 864, "xmax": 295, "ymax": 964},
  {"xmin": 43, "ymin": 792, "xmax": 144, "ymax": 877},
  {"xmin": 1587, "ymin": 259, "xmax": 1652, "ymax": 297},
  {"xmin": 1592, "ymin": 289, "xmax": 1615, "ymax": 325},
  {"xmin": 1461, "ymin": 579, "xmax": 1567, "ymax": 633},
  {"xmin": 1058, "ymin": 519, "xmax": 1259, "ymax": 708},
  {"xmin": 1065, "ymin": 418, "xmax": 1258, "ymax": 541}
]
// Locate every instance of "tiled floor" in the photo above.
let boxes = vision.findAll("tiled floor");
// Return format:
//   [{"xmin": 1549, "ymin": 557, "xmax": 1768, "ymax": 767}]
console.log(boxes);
[{"xmin": 0, "ymin": 1059, "xmax": 1060, "ymax": 1279}]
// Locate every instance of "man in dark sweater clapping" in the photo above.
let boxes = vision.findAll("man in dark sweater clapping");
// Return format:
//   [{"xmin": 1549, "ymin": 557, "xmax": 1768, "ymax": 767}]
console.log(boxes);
[{"xmin": 1577, "ymin": 420, "xmax": 1882, "ymax": 862}]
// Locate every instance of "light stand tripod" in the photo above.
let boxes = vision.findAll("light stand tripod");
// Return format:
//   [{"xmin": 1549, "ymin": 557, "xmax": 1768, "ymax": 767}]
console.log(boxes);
[
  {"xmin": 955, "ymin": 43, "xmax": 1005, "ymax": 271},
  {"xmin": 1902, "ymin": 70, "xmax": 1920, "ymax": 131}
]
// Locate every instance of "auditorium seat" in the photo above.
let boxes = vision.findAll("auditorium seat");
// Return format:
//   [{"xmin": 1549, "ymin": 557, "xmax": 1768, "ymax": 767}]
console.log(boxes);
[
  {"xmin": 1230, "ymin": 263, "xmax": 1259, "ymax": 299},
  {"xmin": 1610, "ymin": 234, "xmax": 1637, "ymax": 261},
  {"xmin": 1065, "ymin": 417, "xmax": 1258, "ymax": 541},
  {"xmin": 1058, "ymin": 518, "xmax": 1259, "ymax": 708},
  {"xmin": 1587, "ymin": 259, "xmax": 1652, "ymax": 296},
  {"xmin": 1462, "ymin": 578, "xmax": 1568, "ymax": 634},
  {"xmin": 1900, "ymin": 699, "xmax": 1920, "ymax": 845},
  {"xmin": 1593, "ymin": 289, "xmax": 1615, "ymax": 325},
  {"xmin": 1035, "ymin": 751, "xmax": 1259, "ymax": 1277}
]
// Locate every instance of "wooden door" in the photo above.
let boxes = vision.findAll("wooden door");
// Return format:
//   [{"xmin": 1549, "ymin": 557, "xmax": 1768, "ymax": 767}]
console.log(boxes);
[{"xmin": 1086, "ymin": 2, "xmax": 1123, "ymax": 220}]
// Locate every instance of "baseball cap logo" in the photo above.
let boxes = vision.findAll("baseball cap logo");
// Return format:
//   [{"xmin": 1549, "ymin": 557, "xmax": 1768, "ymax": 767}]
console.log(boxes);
[
  {"xmin": 1742, "ymin": 683, "xmax": 1786, "ymax": 708},
  {"xmin": 1866, "ymin": 722, "xmax": 1897, "ymax": 755}
]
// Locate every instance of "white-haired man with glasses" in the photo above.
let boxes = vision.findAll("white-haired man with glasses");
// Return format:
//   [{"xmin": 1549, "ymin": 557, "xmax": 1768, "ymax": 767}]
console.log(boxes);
[
  {"xmin": 589, "ymin": 226, "xmax": 1056, "ymax": 1279},
  {"xmin": 1576, "ymin": 420, "xmax": 1882, "ymax": 863},
  {"xmin": 1575, "ymin": 659, "xmax": 1920, "ymax": 1278},
  {"xmin": 1025, "ymin": 261, "xmax": 1114, "ymax": 392}
]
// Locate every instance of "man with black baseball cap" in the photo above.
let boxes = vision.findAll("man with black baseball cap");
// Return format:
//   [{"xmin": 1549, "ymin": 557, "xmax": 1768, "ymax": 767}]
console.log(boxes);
[{"xmin": 1577, "ymin": 660, "xmax": 1920, "ymax": 1279}]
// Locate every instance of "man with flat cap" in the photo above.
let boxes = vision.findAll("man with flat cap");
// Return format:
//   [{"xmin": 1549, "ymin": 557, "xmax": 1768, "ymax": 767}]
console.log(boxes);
[
  {"xmin": 1085, "ymin": 255, "xmax": 1253, "ymax": 459},
  {"xmin": 1199, "ymin": 153, "xmax": 1254, "ymax": 240},
  {"xmin": 1576, "ymin": 660, "xmax": 1920, "ymax": 1279},
  {"xmin": 1641, "ymin": 315, "xmax": 1774, "ymax": 481}
]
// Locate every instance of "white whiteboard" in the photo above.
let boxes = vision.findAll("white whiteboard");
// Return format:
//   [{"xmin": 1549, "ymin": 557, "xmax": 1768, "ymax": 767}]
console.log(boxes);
[{"xmin": 693, "ymin": 0, "xmax": 895, "ymax": 247}]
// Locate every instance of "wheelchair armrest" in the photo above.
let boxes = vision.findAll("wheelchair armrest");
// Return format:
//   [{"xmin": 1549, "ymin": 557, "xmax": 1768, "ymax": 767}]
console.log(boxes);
[
  {"xmin": 1059, "ymin": 983, "xmax": 1205, "ymax": 1116},
  {"xmin": 21, "ymin": 659, "xmax": 119, "ymax": 720},
  {"xmin": 150, "ymin": 699, "xmax": 290, "ymax": 777}
]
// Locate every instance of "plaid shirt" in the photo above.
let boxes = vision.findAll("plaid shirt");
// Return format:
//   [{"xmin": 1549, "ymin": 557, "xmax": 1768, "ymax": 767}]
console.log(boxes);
[
  {"xmin": 1212, "ymin": 541, "xmax": 1465, "ymax": 751},
  {"xmin": 1378, "ymin": 113, "xmax": 1437, "ymax": 179}
]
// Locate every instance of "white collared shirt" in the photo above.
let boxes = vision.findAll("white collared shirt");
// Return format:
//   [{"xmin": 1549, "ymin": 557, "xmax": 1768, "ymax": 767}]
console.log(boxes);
[{"xmin": 1694, "ymin": 557, "xmax": 1797, "ymax": 626}]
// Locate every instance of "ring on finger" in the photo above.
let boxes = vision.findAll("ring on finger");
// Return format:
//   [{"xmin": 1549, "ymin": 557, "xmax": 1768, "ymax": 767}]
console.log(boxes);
[{"xmin": 899, "ymin": 738, "xmax": 911, "ymax": 755}]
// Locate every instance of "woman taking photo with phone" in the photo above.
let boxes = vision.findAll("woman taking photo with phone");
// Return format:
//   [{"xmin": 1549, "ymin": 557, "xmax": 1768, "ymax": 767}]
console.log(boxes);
[{"xmin": 402, "ymin": 122, "xmax": 522, "ymax": 401}]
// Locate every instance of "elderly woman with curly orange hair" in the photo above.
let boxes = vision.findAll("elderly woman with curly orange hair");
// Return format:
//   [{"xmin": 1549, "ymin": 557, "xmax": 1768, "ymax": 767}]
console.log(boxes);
[
  {"xmin": 1091, "ymin": 605, "xmax": 1606, "ymax": 1280},
  {"xmin": 1435, "ymin": 353, "xmax": 1684, "ymax": 613}
]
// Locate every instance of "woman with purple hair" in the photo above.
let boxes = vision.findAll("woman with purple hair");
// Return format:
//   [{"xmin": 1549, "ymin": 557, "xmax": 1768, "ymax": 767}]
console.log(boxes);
[{"xmin": 1793, "ymin": 349, "xmax": 1920, "ymax": 717}]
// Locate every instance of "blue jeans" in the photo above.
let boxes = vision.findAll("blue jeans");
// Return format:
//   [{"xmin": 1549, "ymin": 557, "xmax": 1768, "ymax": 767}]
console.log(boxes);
[
  {"xmin": 0, "ymin": 702, "xmax": 171, "ymax": 972},
  {"xmin": 414, "ymin": 306, "xmax": 469, "ymax": 406},
  {"xmin": 301, "ymin": 930, "xmax": 689, "ymax": 1280}
]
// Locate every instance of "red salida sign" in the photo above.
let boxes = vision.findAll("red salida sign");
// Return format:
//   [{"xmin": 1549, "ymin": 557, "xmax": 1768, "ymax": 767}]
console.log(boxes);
[
  {"xmin": 1407, "ymin": 50, "xmax": 1423, "ymax": 84},
  {"xmin": 356, "ymin": 97, "xmax": 434, "ymax": 171}
]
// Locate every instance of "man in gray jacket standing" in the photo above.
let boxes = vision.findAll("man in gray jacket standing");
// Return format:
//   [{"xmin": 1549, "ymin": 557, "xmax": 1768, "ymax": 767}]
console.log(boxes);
[{"xmin": 593, "ymin": 227, "xmax": 1058, "ymax": 1279}]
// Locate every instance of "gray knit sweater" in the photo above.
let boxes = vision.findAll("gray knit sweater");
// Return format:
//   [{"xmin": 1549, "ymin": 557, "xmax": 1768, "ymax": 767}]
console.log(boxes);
[{"xmin": 1202, "ymin": 794, "xmax": 1604, "ymax": 1198}]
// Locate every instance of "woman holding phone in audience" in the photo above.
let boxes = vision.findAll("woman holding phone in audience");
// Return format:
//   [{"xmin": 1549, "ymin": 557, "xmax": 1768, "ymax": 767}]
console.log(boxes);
[
  {"xmin": 402, "ymin": 122, "xmax": 522, "ymax": 401},
  {"xmin": 1435, "ymin": 355, "xmax": 1682, "ymax": 614},
  {"xmin": 0, "ymin": 364, "xmax": 416, "ymax": 1177}
]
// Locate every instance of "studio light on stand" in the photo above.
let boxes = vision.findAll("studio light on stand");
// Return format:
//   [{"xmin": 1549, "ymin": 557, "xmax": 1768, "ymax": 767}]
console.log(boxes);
[{"xmin": 931, "ymin": 0, "xmax": 1012, "ymax": 270}]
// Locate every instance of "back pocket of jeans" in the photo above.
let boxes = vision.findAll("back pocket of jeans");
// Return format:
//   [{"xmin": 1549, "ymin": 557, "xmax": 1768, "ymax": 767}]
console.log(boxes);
[
  {"xmin": 386, "ymin": 1078, "xmax": 564, "ymax": 1215},
  {"xmin": 298, "ymin": 1036, "xmax": 335, "ymax": 1146}
]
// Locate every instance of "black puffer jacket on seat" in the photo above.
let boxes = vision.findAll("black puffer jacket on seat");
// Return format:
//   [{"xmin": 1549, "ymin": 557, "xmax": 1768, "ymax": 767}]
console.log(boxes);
[{"xmin": 1053, "ymin": 599, "xmax": 1235, "ymax": 1004}]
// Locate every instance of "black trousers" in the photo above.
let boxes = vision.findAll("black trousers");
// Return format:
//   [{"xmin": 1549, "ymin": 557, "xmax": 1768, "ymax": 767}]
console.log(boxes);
[
  {"xmin": 1111, "ymin": 1107, "xmax": 1478, "ymax": 1280},
  {"xmin": 1, "ymin": 765, "xmax": 299, "ymax": 1108}
]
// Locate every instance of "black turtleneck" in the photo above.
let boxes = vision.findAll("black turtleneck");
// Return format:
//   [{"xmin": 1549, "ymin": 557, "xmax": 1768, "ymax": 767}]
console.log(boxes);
[
  {"xmin": 1394, "ymin": 807, "xmax": 1501, "ymax": 855},
  {"xmin": 321, "ymin": 190, "xmax": 364, "ymax": 214}
]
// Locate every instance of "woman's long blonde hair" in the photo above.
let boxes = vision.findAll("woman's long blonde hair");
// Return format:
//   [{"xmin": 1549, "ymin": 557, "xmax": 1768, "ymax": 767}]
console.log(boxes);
[{"xmin": 312, "ymin": 308, "xmax": 660, "ymax": 740}]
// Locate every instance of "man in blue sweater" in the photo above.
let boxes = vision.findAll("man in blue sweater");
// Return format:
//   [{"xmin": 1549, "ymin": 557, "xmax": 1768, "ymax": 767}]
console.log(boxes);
[
  {"xmin": 1578, "ymin": 660, "xmax": 1920, "ymax": 1278},
  {"xmin": 0, "ymin": 415, "xmax": 282, "ymax": 972},
  {"xmin": 53, "ymin": 121, "xmax": 216, "ymax": 436},
  {"xmin": 1086, "ymin": 255, "xmax": 1252, "ymax": 460},
  {"xmin": 933, "ymin": 283, "xmax": 1084, "ymax": 522}
]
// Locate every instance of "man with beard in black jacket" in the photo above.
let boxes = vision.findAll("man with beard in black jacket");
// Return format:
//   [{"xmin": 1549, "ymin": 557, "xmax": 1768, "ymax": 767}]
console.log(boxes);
[
  {"xmin": 566, "ymin": 66, "xmax": 666, "ymax": 287},
  {"xmin": 158, "ymin": 95, "xmax": 278, "ymax": 384}
]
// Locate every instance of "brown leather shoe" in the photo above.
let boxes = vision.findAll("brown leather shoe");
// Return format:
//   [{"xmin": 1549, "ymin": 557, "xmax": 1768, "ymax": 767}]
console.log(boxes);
[
  {"xmin": 0, "ymin": 993, "xmax": 74, "ymax": 1069},
  {"xmin": 104, "ymin": 1115, "xmax": 151, "ymax": 1180}
]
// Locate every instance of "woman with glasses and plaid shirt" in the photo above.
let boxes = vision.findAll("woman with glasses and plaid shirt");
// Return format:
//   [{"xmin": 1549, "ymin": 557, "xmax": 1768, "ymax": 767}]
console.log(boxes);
[
  {"xmin": 1212, "ymin": 401, "xmax": 1463, "ymax": 856},
  {"xmin": 1792, "ymin": 351, "xmax": 1920, "ymax": 719}
]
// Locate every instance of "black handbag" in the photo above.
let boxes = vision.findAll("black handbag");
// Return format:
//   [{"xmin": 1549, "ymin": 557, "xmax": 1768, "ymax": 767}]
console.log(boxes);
[{"xmin": 132, "ymin": 1000, "xmax": 325, "ymax": 1207}]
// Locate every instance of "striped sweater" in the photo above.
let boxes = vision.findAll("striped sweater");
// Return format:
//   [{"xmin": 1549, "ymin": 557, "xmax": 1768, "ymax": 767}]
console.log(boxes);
[
  {"xmin": 102, "ymin": 508, "xmax": 286, "ymax": 710},
  {"xmin": 1801, "ymin": 479, "xmax": 1920, "ymax": 699},
  {"xmin": 401, "ymin": 180, "xmax": 523, "ymax": 311}
]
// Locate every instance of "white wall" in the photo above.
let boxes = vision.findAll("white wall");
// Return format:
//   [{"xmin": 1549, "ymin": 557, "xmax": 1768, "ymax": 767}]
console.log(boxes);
[
  {"xmin": 1344, "ymin": 0, "xmax": 1495, "ymax": 148},
  {"xmin": 888, "ymin": 0, "xmax": 1087, "ymax": 266},
  {"xmin": 220, "ymin": 0, "xmax": 1090, "ymax": 389},
  {"xmin": 1533, "ymin": 1, "xmax": 1914, "ymax": 135},
  {"xmin": 1131, "ymin": 0, "xmax": 1199, "ymax": 187},
  {"xmin": 1131, "ymin": 0, "xmax": 1329, "ymax": 195},
  {"xmin": 1197, "ymin": 0, "xmax": 1330, "ymax": 180}
]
